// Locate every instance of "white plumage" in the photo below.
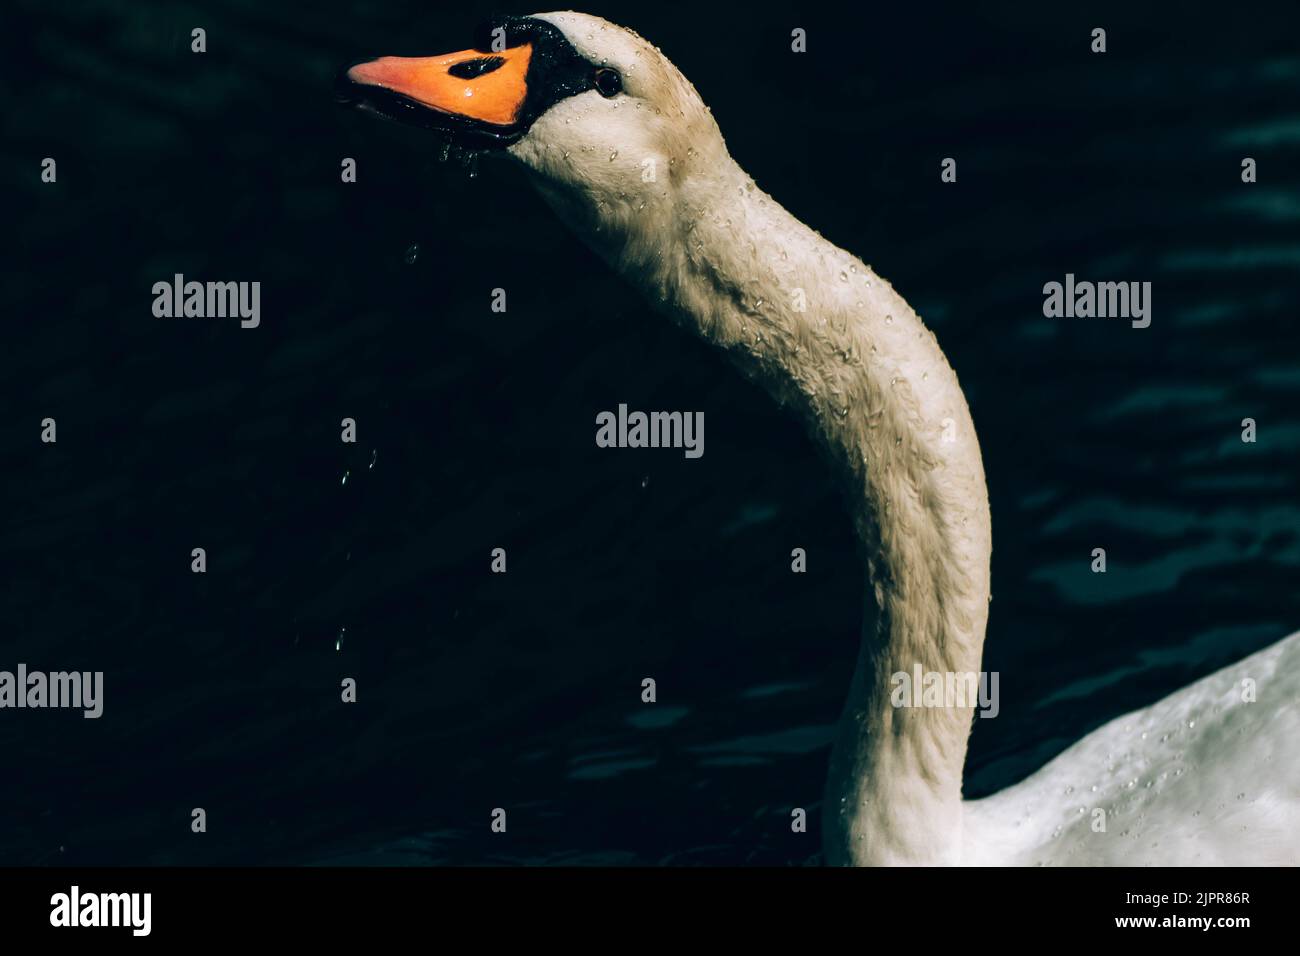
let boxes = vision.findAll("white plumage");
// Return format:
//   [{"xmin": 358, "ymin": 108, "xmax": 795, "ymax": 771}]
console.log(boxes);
[{"xmin": 503, "ymin": 12, "xmax": 1300, "ymax": 866}]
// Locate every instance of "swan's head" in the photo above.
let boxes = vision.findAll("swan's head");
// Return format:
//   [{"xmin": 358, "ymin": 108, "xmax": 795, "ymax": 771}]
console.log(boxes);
[{"xmin": 340, "ymin": 12, "xmax": 725, "ymax": 247}]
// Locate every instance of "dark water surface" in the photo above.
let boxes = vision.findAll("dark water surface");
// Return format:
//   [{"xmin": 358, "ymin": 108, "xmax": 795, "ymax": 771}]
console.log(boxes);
[{"xmin": 3, "ymin": 1, "xmax": 1298, "ymax": 864}]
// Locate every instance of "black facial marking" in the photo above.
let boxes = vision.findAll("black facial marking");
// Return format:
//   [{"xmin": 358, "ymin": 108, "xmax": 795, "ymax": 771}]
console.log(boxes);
[
  {"xmin": 487, "ymin": 16, "xmax": 601, "ymax": 137},
  {"xmin": 448, "ymin": 56, "xmax": 506, "ymax": 79}
]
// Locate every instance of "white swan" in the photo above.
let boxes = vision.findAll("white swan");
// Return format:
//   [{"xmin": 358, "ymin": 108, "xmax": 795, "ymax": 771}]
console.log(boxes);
[{"xmin": 341, "ymin": 11, "xmax": 1300, "ymax": 866}]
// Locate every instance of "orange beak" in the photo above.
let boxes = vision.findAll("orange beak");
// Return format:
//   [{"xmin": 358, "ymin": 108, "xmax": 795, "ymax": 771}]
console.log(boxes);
[{"xmin": 345, "ymin": 45, "xmax": 533, "ymax": 128}]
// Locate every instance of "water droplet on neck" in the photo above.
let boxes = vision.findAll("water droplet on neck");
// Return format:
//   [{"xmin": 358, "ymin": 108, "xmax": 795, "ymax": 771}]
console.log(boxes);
[{"xmin": 609, "ymin": 149, "xmax": 619, "ymax": 161}]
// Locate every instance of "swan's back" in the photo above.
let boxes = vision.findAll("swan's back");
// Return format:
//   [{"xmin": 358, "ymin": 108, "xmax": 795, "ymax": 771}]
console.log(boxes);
[{"xmin": 963, "ymin": 629, "xmax": 1300, "ymax": 865}]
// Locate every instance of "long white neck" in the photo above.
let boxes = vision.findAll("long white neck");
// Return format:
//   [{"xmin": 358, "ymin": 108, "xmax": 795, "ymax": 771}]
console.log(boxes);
[{"xmin": 529, "ymin": 146, "xmax": 993, "ymax": 864}]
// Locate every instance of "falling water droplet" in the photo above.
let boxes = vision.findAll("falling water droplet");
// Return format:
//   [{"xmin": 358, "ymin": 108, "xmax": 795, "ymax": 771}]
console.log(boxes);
[
  {"xmin": 336, "ymin": 628, "xmax": 346, "ymax": 652},
  {"xmin": 341, "ymin": 470, "xmax": 350, "ymax": 486},
  {"xmin": 404, "ymin": 244, "xmax": 420, "ymax": 265},
  {"xmin": 640, "ymin": 475, "xmax": 650, "ymax": 489},
  {"xmin": 368, "ymin": 449, "xmax": 378, "ymax": 470}
]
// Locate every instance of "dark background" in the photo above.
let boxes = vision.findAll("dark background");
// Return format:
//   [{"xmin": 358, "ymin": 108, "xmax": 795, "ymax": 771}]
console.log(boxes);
[{"xmin": 2, "ymin": 0, "xmax": 1298, "ymax": 864}]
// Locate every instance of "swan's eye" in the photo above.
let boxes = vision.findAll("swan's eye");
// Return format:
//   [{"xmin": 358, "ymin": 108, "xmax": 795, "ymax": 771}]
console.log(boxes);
[{"xmin": 594, "ymin": 68, "xmax": 623, "ymax": 97}]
